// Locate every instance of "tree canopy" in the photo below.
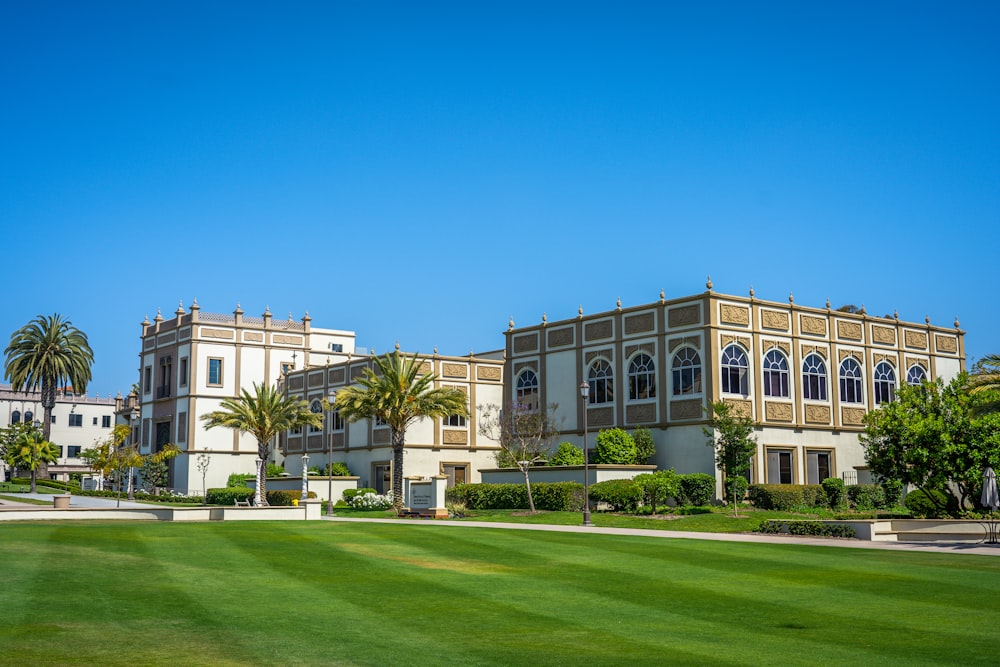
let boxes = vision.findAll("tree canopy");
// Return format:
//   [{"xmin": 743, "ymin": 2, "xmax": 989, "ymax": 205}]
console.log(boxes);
[{"xmin": 704, "ymin": 400, "xmax": 758, "ymax": 516}]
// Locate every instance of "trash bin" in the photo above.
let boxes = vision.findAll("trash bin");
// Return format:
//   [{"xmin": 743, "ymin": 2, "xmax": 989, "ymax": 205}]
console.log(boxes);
[{"xmin": 53, "ymin": 495, "xmax": 71, "ymax": 509}]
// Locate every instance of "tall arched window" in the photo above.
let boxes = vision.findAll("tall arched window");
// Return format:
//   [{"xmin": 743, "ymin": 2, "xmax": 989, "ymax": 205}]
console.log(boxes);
[
  {"xmin": 588, "ymin": 359, "xmax": 614, "ymax": 404},
  {"xmin": 515, "ymin": 369, "xmax": 539, "ymax": 410},
  {"xmin": 906, "ymin": 365, "xmax": 927, "ymax": 386},
  {"xmin": 874, "ymin": 362, "xmax": 896, "ymax": 404},
  {"xmin": 672, "ymin": 348, "xmax": 702, "ymax": 395},
  {"xmin": 628, "ymin": 354, "xmax": 656, "ymax": 401},
  {"xmin": 763, "ymin": 349, "xmax": 789, "ymax": 398},
  {"xmin": 24, "ymin": 411, "xmax": 33, "ymax": 424},
  {"xmin": 11, "ymin": 410, "xmax": 20, "ymax": 424},
  {"xmin": 720, "ymin": 345, "xmax": 749, "ymax": 396},
  {"xmin": 802, "ymin": 353, "xmax": 828, "ymax": 401},
  {"xmin": 839, "ymin": 358, "xmax": 863, "ymax": 404}
]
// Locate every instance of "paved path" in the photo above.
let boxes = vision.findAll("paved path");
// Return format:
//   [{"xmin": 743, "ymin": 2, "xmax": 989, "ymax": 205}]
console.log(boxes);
[
  {"xmin": 324, "ymin": 516, "xmax": 1000, "ymax": 557},
  {"xmin": 0, "ymin": 492, "xmax": 148, "ymax": 509}
]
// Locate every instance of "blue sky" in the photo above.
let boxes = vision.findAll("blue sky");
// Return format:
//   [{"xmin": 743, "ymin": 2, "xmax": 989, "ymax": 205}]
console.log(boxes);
[{"xmin": 2, "ymin": 2, "xmax": 997, "ymax": 397}]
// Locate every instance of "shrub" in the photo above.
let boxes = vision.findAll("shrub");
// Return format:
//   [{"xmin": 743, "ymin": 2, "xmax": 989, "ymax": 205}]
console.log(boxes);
[
  {"xmin": 588, "ymin": 478, "xmax": 642, "ymax": 512},
  {"xmin": 447, "ymin": 482, "xmax": 583, "ymax": 511},
  {"xmin": 679, "ymin": 473, "xmax": 716, "ymax": 506},
  {"xmin": 632, "ymin": 428, "xmax": 656, "ymax": 465},
  {"xmin": 267, "ymin": 490, "xmax": 317, "ymax": 506},
  {"xmin": 266, "ymin": 463, "xmax": 284, "ymax": 477},
  {"xmin": 821, "ymin": 478, "xmax": 847, "ymax": 509},
  {"xmin": 207, "ymin": 487, "xmax": 255, "ymax": 505},
  {"xmin": 634, "ymin": 470, "xmax": 680, "ymax": 512},
  {"xmin": 880, "ymin": 478, "xmax": 904, "ymax": 507},
  {"xmin": 226, "ymin": 474, "xmax": 254, "ymax": 488},
  {"xmin": 343, "ymin": 487, "xmax": 376, "ymax": 503},
  {"xmin": 848, "ymin": 484, "xmax": 886, "ymax": 511},
  {"xmin": 348, "ymin": 491, "xmax": 393, "ymax": 510},
  {"xmin": 746, "ymin": 484, "xmax": 826, "ymax": 510},
  {"xmin": 904, "ymin": 488, "xmax": 959, "ymax": 518},
  {"xmin": 548, "ymin": 442, "xmax": 584, "ymax": 466},
  {"xmin": 755, "ymin": 520, "xmax": 856, "ymax": 539},
  {"xmin": 327, "ymin": 462, "xmax": 352, "ymax": 477},
  {"xmin": 592, "ymin": 428, "xmax": 637, "ymax": 465},
  {"xmin": 724, "ymin": 476, "xmax": 749, "ymax": 504}
]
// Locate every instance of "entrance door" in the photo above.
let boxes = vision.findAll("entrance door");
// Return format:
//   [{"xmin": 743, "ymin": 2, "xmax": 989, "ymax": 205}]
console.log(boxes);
[
  {"xmin": 443, "ymin": 464, "xmax": 468, "ymax": 488},
  {"xmin": 155, "ymin": 422, "xmax": 174, "ymax": 490},
  {"xmin": 373, "ymin": 464, "xmax": 391, "ymax": 495}
]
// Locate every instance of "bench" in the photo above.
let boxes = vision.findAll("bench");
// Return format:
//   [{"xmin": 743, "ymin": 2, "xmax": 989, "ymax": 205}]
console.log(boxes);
[{"xmin": 234, "ymin": 499, "xmax": 252, "ymax": 508}]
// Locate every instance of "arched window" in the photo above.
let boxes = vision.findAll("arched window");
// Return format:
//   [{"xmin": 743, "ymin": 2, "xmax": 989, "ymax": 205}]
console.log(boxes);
[
  {"xmin": 874, "ymin": 362, "xmax": 896, "ymax": 404},
  {"xmin": 802, "ymin": 353, "xmax": 828, "ymax": 401},
  {"xmin": 763, "ymin": 349, "xmax": 789, "ymax": 398},
  {"xmin": 628, "ymin": 354, "xmax": 656, "ymax": 401},
  {"xmin": 515, "ymin": 369, "xmax": 539, "ymax": 410},
  {"xmin": 839, "ymin": 358, "xmax": 863, "ymax": 404},
  {"xmin": 906, "ymin": 365, "xmax": 927, "ymax": 386},
  {"xmin": 588, "ymin": 359, "xmax": 614, "ymax": 404},
  {"xmin": 672, "ymin": 348, "xmax": 702, "ymax": 396},
  {"xmin": 720, "ymin": 345, "xmax": 749, "ymax": 396},
  {"xmin": 24, "ymin": 411, "xmax": 33, "ymax": 424},
  {"xmin": 11, "ymin": 410, "xmax": 20, "ymax": 424}
]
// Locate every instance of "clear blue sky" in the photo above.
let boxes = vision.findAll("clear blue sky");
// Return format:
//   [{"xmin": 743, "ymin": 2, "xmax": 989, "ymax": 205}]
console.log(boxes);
[{"xmin": 2, "ymin": 2, "xmax": 997, "ymax": 396}]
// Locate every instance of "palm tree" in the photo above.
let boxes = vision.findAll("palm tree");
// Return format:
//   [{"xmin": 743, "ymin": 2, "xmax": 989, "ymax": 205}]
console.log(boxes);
[
  {"xmin": 969, "ymin": 354, "xmax": 1000, "ymax": 415},
  {"xmin": 10, "ymin": 431, "xmax": 59, "ymax": 493},
  {"xmin": 4, "ymin": 314, "xmax": 94, "ymax": 443},
  {"xmin": 334, "ymin": 351, "xmax": 469, "ymax": 512},
  {"xmin": 201, "ymin": 383, "xmax": 321, "ymax": 506}
]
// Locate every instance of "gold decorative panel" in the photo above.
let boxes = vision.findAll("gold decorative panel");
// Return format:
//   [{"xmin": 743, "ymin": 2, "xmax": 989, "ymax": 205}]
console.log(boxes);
[
  {"xmin": 477, "ymin": 366, "xmax": 502, "ymax": 381},
  {"xmin": 442, "ymin": 363, "xmax": 467, "ymax": 378},
  {"xmin": 720, "ymin": 335, "xmax": 751, "ymax": 351},
  {"xmin": 935, "ymin": 335, "xmax": 958, "ymax": 354},
  {"xmin": 330, "ymin": 433, "xmax": 345, "ymax": 449},
  {"xmin": 443, "ymin": 430, "xmax": 468, "ymax": 445},
  {"xmin": 587, "ymin": 407, "xmax": 614, "ymax": 427},
  {"xmin": 585, "ymin": 349, "xmax": 613, "ymax": 364},
  {"xmin": 838, "ymin": 349, "xmax": 861, "ymax": 363},
  {"xmin": 419, "ymin": 362, "xmax": 432, "ymax": 374},
  {"xmin": 330, "ymin": 368, "xmax": 346, "ymax": 384},
  {"xmin": 804, "ymin": 405, "xmax": 831, "ymax": 424},
  {"xmin": 873, "ymin": 353, "xmax": 897, "ymax": 366},
  {"xmin": 513, "ymin": 361, "xmax": 537, "ymax": 375},
  {"xmin": 273, "ymin": 334, "xmax": 304, "ymax": 345},
  {"xmin": 722, "ymin": 399, "xmax": 752, "ymax": 418},
  {"xmin": 243, "ymin": 332, "xmax": 264, "ymax": 342},
  {"xmin": 800, "ymin": 315, "xmax": 827, "ymax": 336},
  {"xmin": 288, "ymin": 377, "xmax": 304, "ymax": 390},
  {"xmin": 761, "ymin": 310, "xmax": 789, "ymax": 331},
  {"xmin": 626, "ymin": 404, "xmax": 656, "ymax": 423},
  {"xmin": 720, "ymin": 304, "xmax": 750, "ymax": 326},
  {"xmin": 307, "ymin": 435, "xmax": 323, "ymax": 451},
  {"xmin": 801, "ymin": 345, "xmax": 827, "ymax": 359},
  {"xmin": 837, "ymin": 321, "xmax": 863, "ymax": 340},
  {"xmin": 308, "ymin": 373, "xmax": 324, "ymax": 388},
  {"xmin": 669, "ymin": 336, "xmax": 700, "ymax": 352},
  {"xmin": 624, "ymin": 312, "xmax": 655, "ymax": 335},
  {"xmin": 286, "ymin": 437, "xmax": 303, "ymax": 453},
  {"xmin": 624, "ymin": 343, "xmax": 655, "ymax": 358},
  {"xmin": 764, "ymin": 401, "xmax": 793, "ymax": 422},
  {"xmin": 179, "ymin": 328, "xmax": 191, "ymax": 340},
  {"xmin": 668, "ymin": 304, "xmax": 700, "ymax": 327},
  {"xmin": 350, "ymin": 366, "xmax": 366, "ymax": 380},
  {"xmin": 201, "ymin": 327, "xmax": 235, "ymax": 340},
  {"xmin": 762, "ymin": 340, "xmax": 790, "ymax": 356},
  {"xmin": 904, "ymin": 331, "xmax": 928, "ymax": 349},
  {"xmin": 585, "ymin": 320, "xmax": 613, "ymax": 341},
  {"xmin": 157, "ymin": 332, "xmax": 176, "ymax": 344},
  {"xmin": 144, "ymin": 338, "xmax": 155, "ymax": 350},
  {"xmin": 513, "ymin": 333, "xmax": 539, "ymax": 353},
  {"xmin": 872, "ymin": 326, "xmax": 896, "ymax": 345},
  {"xmin": 373, "ymin": 429, "xmax": 390, "ymax": 445},
  {"xmin": 670, "ymin": 399, "xmax": 703, "ymax": 420},
  {"xmin": 547, "ymin": 327, "xmax": 574, "ymax": 347},
  {"xmin": 842, "ymin": 407, "xmax": 866, "ymax": 426}
]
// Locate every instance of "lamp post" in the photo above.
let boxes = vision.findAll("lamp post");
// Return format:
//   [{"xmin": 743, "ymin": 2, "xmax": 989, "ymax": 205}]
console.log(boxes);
[
  {"xmin": 579, "ymin": 382, "xmax": 592, "ymax": 526},
  {"xmin": 196, "ymin": 448, "xmax": 210, "ymax": 504},
  {"xmin": 301, "ymin": 452, "xmax": 310, "ymax": 501},
  {"xmin": 326, "ymin": 390, "xmax": 336, "ymax": 516},
  {"xmin": 128, "ymin": 412, "xmax": 139, "ymax": 500}
]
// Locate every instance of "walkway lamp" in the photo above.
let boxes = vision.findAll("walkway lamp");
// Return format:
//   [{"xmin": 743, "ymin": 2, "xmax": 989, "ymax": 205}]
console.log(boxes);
[
  {"xmin": 579, "ymin": 382, "xmax": 592, "ymax": 526},
  {"xmin": 326, "ymin": 390, "xmax": 336, "ymax": 516}
]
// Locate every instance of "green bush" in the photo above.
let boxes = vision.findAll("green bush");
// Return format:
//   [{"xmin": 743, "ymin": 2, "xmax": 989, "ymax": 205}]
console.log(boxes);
[
  {"xmin": 227, "ymin": 474, "xmax": 254, "ymax": 488},
  {"xmin": 592, "ymin": 428, "xmax": 637, "ymax": 465},
  {"xmin": 266, "ymin": 463, "xmax": 285, "ymax": 477},
  {"xmin": 588, "ymin": 479, "xmax": 642, "ymax": 512},
  {"xmin": 634, "ymin": 470, "xmax": 680, "ymax": 512},
  {"xmin": 755, "ymin": 520, "xmax": 856, "ymax": 539},
  {"xmin": 327, "ymin": 462, "xmax": 352, "ymax": 477},
  {"xmin": 446, "ymin": 482, "xmax": 583, "ymax": 511},
  {"xmin": 632, "ymin": 428, "xmax": 656, "ymax": 465},
  {"xmin": 344, "ymin": 487, "xmax": 376, "ymax": 503},
  {"xmin": 724, "ymin": 476, "xmax": 749, "ymax": 504},
  {"xmin": 679, "ymin": 473, "xmax": 716, "ymax": 506},
  {"xmin": 548, "ymin": 442, "xmax": 584, "ymax": 466},
  {"xmin": 267, "ymin": 490, "xmax": 317, "ymax": 506},
  {"xmin": 821, "ymin": 478, "xmax": 847, "ymax": 509},
  {"xmin": 747, "ymin": 484, "xmax": 826, "ymax": 510},
  {"xmin": 904, "ymin": 488, "xmax": 959, "ymax": 518},
  {"xmin": 207, "ymin": 487, "xmax": 255, "ymax": 505},
  {"xmin": 848, "ymin": 484, "xmax": 886, "ymax": 511},
  {"xmin": 880, "ymin": 479, "xmax": 904, "ymax": 507}
]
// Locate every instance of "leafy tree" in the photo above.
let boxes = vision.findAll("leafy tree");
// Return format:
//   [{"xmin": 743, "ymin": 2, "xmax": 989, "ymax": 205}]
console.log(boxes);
[
  {"xmin": 1, "ymin": 422, "xmax": 41, "ymax": 477},
  {"xmin": 969, "ymin": 354, "xmax": 1000, "ymax": 416},
  {"xmin": 4, "ymin": 314, "xmax": 94, "ymax": 443},
  {"xmin": 861, "ymin": 373, "xmax": 1000, "ymax": 511},
  {"xmin": 634, "ymin": 470, "xmax": 680, "ymax": 514},
  {"xmin": 335, "ymin": 351, "xmax": 468, "ymax": 512},
  {"xmin": 201, "ymin": 383, "xmax": 321, "ymax": 506},
  {"xmin": 479, "ymin": 402, "xmax": 561, "ymax": 513},
  {"xmin": 8, "ymin": 431, "xmax": 59, "ymax": 492},
  {"xmin": 592, "ymin": 428, "xmax": 637, "ymax": 464},
  {"xmin": 704, "ymin": 400, "xmax": 758, "ymax": 516},
  {"xmin": 632, "ymin": 428, "xmax": 656, "ymax": 465},
  {"xmin": 548, "ymin": 441, "xmax": 584, "ymax": 466},
  {"xmin": 140, "ymin": 444, "xmax": 180, "ymax": 494}
]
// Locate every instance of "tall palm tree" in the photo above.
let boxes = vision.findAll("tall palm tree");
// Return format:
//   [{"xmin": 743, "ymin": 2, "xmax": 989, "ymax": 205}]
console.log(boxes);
[
  {"xmin": 10, "ymin": 431, "xmax": 59, "ymax": 493},
  {"xmin": 969, "ymin": 354, "xmax": 1000, "ymax": 415},
  {"xmin": 334, "ymin": 351, "xmax": 469, "ymax": 511},
  {"xmin": 201, "ymin": 383, "xmax": 320, "ymax": 506},
  {"xmin": 4, "ymin": 314, "xmax": 94, "ymax": 443}
]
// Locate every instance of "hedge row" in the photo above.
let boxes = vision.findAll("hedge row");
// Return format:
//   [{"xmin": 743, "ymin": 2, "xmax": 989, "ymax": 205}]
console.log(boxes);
[
  {"xmin": 446, "ymin": 482, "xmax": 584, "ymax": 511},
  {"xmin": 755, "ymin": 520, "xmax": 856, "ymax": 538},
  {"xmin": 72, "ymin": 488, "xmax": 205, "ymax": 504},
  {"xmin": 747, "ymin": 484, "xmax": 826, "ymax": 510}
]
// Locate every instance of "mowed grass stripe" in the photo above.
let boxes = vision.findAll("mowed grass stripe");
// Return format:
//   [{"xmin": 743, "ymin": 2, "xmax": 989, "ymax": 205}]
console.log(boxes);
[{"xmin": 2, "ymin": 521, "xmax": 999, "ymax": 666}]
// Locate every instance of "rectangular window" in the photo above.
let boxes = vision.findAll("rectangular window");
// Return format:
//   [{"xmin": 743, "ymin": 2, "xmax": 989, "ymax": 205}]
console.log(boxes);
[
  {"xmin": 208, "ymin": 358, "xmax": 223, "ymax": 386},
  {"xmin": 444, "ymin": 414, "xmax": 467, "ymax": 427},
  {"xmin": 67, "ymin": 445, "xmax": 82, "ymax": 458},
  {"xmin": 102, "ymin": 415, "xmax": 112, "ymax": 428},
  {"xmin": 330, "ymin": 343, "xmax": 343, "ymax": 352},
  {"xmin": 68, "ymin": 414, "xmax": 83, "ymax": 427},
  {"xmin": 281, "ymin": 362, "xmax": 294, "ymax": 375},
  {"xmin": 93, "ymin": 417, "xmax": 98, "ymax": 425},
  {"xmin": 51, "ymin": 415, "xmax": 56, "ymax": 424},
  {"xmin": 806, "ymin": 451, "xmax": 832, "ymax": 484},
  {"xmin": 375, "ymin": 415, "xmax": 387, "ymax": 427},
  {"xmin": 179, "ymin": 357, "xmax": 189, "ymax": 387},
  {"xmin": 443, "ymin": 464, "xmax": 468, "ymax": 488},
  {"xmin": 144, "ymin": 366, "xmax": 152, "ymax": 393},
  {"xmin": 330, "ymin": 410, "xmax": 345, "ymax": 431},
  {"xmin": 766, "ymin": 449, "xmax": 794, "ymax": 484}
]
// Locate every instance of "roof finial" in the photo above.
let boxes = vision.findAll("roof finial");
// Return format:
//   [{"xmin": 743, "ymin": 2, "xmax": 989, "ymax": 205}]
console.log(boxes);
[
  {"xmin": 508, "ymin": 316, "xmax": 514, "ymax": 330},
  {"xmin": 788, "ymin": 292, "xmax": 794, "ymax": 304},
  {"xmin": 175, "ymin": 301, "xmax": 185, "ymax": 316},
  {"xmin": 955, "ymin": 316, "xmax": 960, "ymax": 328},
  {"xmin": 616, "ymin": 297, "xmax": 622, "ymax": 310},
  {"xmin": 154, "ymin": 308, "xmax": 164, "ymax": 322},
  {"xmin": 860, "ymin": 304, "xmax": 867, "ymax": 315},
  {"xmin": 395, "ymin": 340, "xmax": 400, "ymax": 352},
  {"xmin": 706, "ymin": 275, "xmax": 713, "ymax": 290},
  {"xmin": 578, "ymin": 304, "xmax": 583, "ymax": 318},
  {"xmin": 825, "ymin": 298, "xmax": 831, "ymax": 309},
  {"xmin": 433, "ymin": 346, "xmax": 438, "ymax": 355},
  {"xmin": 659, "ymin": 288, "xmax": 665, "ymax": 303},
  {"xmin": 749, "ymin": 285, "xmax": 755, "ymax": 299},
  {"xmin": 925, "ymin": 314, "xmax": 931, "ymax": 324},
  {"xmin": 542, "ymin": 312, "xmax": 547, "ymax": 325},
  {"xmin": 893, "ymin": 309, "xmax": 899, "ymax": 320}
]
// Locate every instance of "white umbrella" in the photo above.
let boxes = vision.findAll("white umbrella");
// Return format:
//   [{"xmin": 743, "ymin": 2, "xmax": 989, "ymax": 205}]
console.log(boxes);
[{"xmin": 982, "ymin": 467, "xmax": 1000, "ymax": 512}]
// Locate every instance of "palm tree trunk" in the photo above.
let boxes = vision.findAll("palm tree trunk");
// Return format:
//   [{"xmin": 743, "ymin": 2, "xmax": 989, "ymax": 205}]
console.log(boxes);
[
  {"xmin": 39, "ymin": 378, "xmax": 55, "ymax": 481},
  {"xmin": 392, "ymin": 429, "xmax": 405, "ymax": 513},
  {"xmin": 257, "ymin": 441, "xmax": 268, "ymax": 506}
]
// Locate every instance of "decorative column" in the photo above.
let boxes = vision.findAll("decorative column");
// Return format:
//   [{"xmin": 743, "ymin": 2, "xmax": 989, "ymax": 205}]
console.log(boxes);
[{"xmin": 301, "ymin": 453, "xmax": 310, "ymax": 500}]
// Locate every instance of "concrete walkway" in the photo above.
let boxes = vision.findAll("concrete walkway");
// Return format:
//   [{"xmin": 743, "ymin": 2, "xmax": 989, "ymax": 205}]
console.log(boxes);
[
  {"xmin": 0, "ymin": 492, "xmax": 148, "ymax": 509},
  {"xmin": 324, "ymin": 516, "xmax": 1000, "ymax": 557}
]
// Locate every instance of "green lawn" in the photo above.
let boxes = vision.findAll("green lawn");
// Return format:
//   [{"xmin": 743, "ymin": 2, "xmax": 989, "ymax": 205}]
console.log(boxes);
[{"xmin": 2, "ymin": 521, "xmax": 997, "ymax": 666}]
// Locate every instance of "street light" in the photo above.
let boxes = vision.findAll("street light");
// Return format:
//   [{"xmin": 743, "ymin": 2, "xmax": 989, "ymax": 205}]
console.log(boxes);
[
  {"xmin": 300, "ymin": 452, "xmax": 310, "ymax": 501},
  {"xmin": 128, "ymin": 412, "xmax": 139, "ymax": 500},
  {"xmin": 326, "ymin": 390, "xmax": 336, "ymax": 516},
  {"xmin": 579, "ymin": 382, "xmax": 592, "ymax": 526}
]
